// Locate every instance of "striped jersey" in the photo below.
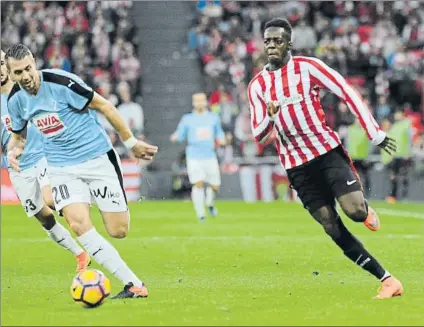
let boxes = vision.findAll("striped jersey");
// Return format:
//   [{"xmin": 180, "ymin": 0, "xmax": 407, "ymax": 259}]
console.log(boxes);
[{"xmin": 247, "ymin": 56, "xmax": 386, "ymax": 170}]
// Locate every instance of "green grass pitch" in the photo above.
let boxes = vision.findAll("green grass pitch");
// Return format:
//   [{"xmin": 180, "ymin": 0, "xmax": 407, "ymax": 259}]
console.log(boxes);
[{"xmin": 1, "ymin": 201, "xmax": 423, "ymax": 326}]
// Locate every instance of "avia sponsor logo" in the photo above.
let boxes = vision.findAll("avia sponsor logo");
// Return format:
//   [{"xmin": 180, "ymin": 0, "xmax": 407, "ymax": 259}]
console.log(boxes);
[
  {"xmin": 1, "ymin": 115, "xmax": 13, "ymax": 132},
  {"xmin": 34, "ymin": 113, "xmax": 65, "ymax": 136},
  {"xmin": 90, "ymin": 186, "xmax": 121, "ymax": 199}
]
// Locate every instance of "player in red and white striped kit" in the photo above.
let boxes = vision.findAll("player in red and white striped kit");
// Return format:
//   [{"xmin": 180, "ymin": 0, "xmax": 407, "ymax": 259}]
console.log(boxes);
[{"xmin": 248, "ymin": 18, "xmax": 403, "ymax": 299}]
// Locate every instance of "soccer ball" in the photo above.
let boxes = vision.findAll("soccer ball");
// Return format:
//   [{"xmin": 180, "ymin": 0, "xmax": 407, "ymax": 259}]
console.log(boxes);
[{"xmin": 70, "ymin": 269, "xmax": 111, "ymax": 308}]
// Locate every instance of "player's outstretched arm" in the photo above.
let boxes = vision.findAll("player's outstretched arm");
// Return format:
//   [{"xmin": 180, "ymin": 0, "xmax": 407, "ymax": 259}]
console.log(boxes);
[
  {"xmin": 247, "ymin": 78, "xmax": 275, "ymax": 144},
  {"xmin": 214, "ymin": 116, "xmax": 227, "ymax": 146},
  {"xmin": 302, "ymin": 57, "xmax": 395, "ymax": 153},
  {"xmin": 89, "ymin": 92, "xmax": 158, "ymax": 161},
  {"xmin": 170, "ymin": 116, "xmax": 188, "ymax": 143},
  {"xmin": 7, "ymin": 128, "xmax": 27, "ymax": 172}
]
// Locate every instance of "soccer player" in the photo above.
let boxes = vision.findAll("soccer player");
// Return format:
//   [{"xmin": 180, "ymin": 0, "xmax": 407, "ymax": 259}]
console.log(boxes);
[
  {"xmin": 170, "ymin": 92, "xmax": 225, "ymax": 220},
  {"xmin": 1, "ymin": 49, "xmax": 90, "ymax": 272},
  {"xmin": 6, "ymin": 44, "xmax": 158, "ymax": 299},
  {"xmin": 382, "ymin": 110, "xmax": 413, "ymax": 203},
  {"xmin": 248, "ymin": 19, "xmax": 402, "ymax": 299}
]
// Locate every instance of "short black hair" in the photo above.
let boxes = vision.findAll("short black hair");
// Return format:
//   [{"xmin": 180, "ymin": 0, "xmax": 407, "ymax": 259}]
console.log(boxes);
[
  {"xmin": 264, "ymin": 18, "xmax": 292, "ymax": 36},
  {"xmin": 5, "ymin": 44, "xmax": 32, "ymax": 61}
]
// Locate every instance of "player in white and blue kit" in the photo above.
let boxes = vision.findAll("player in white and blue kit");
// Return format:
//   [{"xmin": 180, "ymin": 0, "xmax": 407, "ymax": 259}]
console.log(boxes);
[
  {"xmin": 1, "ymin": 50, "xmax": 89, "ymax": 272},
  {"xmin": 6, "ymin": 44, "xmax": 158, "ymax": 299},
  {"xmin": 171, "ymin": 92, "xmax": 226, "ymax": 220}
]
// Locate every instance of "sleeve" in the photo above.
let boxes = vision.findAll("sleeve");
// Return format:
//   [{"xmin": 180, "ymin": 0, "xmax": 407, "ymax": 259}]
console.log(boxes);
[
  {"xmin": 305, "ymin": 57, "xmax": 386, "ymax": 146},
  {"xmin": 214, "ymin": 116, "xmax": 225, "ymax": 142},
  {"xmin": 7, "ymin": 96, "xmax": 27, "ymax": 134},
  {"xmin": 58, "ymin": 72, "xmax": 94, "ymax": 111},
  {"xmin": 174, "ymin": 116, "xmax": 188, "ymax": 142},
  {"xmin": 247, "ymin": 78, "xmax": 274, "ymax": 144}
]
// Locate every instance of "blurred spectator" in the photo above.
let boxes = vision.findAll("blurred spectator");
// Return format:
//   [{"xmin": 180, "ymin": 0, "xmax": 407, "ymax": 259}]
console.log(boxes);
[
  {"xmin": 22, "ymin": 19, "xmax": 46, "ymax": 60},
  {"xmin": 1, "ymin": 0, "xmax": 142, "ymax": 100},
  {"xmin": 210, "ymin": 91, "xmax": 238, "ymax": 131},
  {"xmin": 114, "ymin": 42, "xmax": 142, "ymax": 97},
  {"xmin": 375, "ymin": 95, "xmax": 392, "ymax": 121},
  {"xmin": 117, "ymin": 81, "xmax": 144, "ymax": 135},
  {"xmin": 413, "ymin": 131, "xmax": 424, "ymax": 176},
  {"xmin": 292, "ymin": 20, "xmax": 317, "ymax": 52}
]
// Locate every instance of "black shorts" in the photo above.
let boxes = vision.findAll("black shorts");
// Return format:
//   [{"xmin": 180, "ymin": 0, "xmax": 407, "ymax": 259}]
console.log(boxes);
[
  {"xmin": 287, "ymin": 146, "xmax": 363, "ymax": 213},
  {"xmin": 387, "ymin": 158, "xmax": 411, "ymax": 176}
]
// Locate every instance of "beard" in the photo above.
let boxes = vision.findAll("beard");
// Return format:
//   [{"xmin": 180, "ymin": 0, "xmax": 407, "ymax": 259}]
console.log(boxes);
[
  {"xmin": 268, "ymin": 57, "xmax": 283, "ymax": 64},
  {"xmin": 1, "ymin": 75, "xmax": 9, "ymax": 86}
]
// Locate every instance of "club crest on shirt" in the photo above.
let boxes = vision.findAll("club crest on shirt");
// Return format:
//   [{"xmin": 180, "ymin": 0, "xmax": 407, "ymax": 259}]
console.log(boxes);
[
  {"xmin": 196, "ymin": 127, "xmax": 212, "ymax": 140},
  {"xmin": 34, "ymin": 113, "xmax": 65, "ymax": 137}
]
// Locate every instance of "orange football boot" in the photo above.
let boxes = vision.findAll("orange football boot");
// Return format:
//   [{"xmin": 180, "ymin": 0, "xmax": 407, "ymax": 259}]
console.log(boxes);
[
  {"xmin": 111, "ymin": 282, "xmax": 149, "ymax": 299},
  {"xmin": 364, "ymin": 206, "xmax": 380, "ymax": 231},
  {"xmin": 76, "ymin": 252, "xmax": 91, "ymax": 273},
  {"xmin": 374, "ymin": 276, "xmax": 404, "ymax": 299}
]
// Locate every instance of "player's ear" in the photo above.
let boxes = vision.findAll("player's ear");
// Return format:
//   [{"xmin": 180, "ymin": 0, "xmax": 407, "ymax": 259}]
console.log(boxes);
[{"xmin": 288, "ymin": 40, "xmax": 293, "ymax": 50}]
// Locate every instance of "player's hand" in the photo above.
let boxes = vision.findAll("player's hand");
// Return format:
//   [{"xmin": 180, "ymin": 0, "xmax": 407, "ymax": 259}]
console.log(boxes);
[
  {"xmin": 131, "ymin": 140, "xmax": 158, "ymax": 161},
  {"xmin": 7, "ymin": 147, "xmax": 23, "ymax": 172},
  {"xmin": 378, "ymin": 136, "xmax": 397, "ymax": 155},
  {"xmin": 170, "ymin": 134, "xmax": 178, "ymax": 143},
  {"xmin": 216, "ymin": 139, "xmax": 226, "ymax": 147},
  {"xmin": 267, "ymin": 101, "xmax": 280, "ymax": 119}
]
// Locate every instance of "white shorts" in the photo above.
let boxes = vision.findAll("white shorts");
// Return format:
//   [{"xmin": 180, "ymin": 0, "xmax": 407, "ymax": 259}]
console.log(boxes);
[
  {"xmin": 9, "ymin": 157, "xmax": 50, "ymax": 217},
  {"xmin": 48, "ymin": 150, "xmax": 128, "ymax": 212},
  {"xmin": 186, "ymin": 158, "xmax": 221, "ymax": 186}
]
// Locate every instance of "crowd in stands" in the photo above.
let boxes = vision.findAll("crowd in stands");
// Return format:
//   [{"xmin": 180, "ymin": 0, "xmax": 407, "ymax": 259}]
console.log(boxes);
[
  {"xmin": 1, "ymin": 0, "xmax": 144, "ymax": 158},
  {"xmin": 189, "ymin": 0, "xmax": 424, "ymax": 170}
]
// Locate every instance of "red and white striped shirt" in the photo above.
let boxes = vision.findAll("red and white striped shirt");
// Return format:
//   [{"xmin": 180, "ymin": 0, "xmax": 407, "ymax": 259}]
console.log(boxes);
[{"xmin": 247, "ymin": 56, "xmax": 386, "ymax": 170}]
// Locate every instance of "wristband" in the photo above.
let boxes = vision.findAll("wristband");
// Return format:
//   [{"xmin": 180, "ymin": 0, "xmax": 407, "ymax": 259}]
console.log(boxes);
[
  {"xmin": 123, "ymin": 136, "xmax": 137, "ymax": 149},
  {"xmin": 371, "ymin": 130, "xmax": 386, "ymax": 146}
]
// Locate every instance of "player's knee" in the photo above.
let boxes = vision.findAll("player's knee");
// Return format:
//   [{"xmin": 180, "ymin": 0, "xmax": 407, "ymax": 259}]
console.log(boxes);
[
  {"xmin": 34, "ymin": 207, "xmax": 56, "ymax": 230},
  {"xmin": 108, "ymin": 224, "xmax": 128, "ymax": 239},
  {"xmin": 344, "ymin": 202, "xmax": 368, "ymax": 222},
  {"xmin": 101, "ymin": 211, "xmax": 129, "ymax": 239},
  {"xmin": 63, "ymin": 205, "xmax": 92, "ymax": 236}
]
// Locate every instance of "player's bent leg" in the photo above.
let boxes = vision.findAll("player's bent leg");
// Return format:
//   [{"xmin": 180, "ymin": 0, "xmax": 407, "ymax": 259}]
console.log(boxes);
[
  {"xmin": 206, "ymin": 185, "xmax": 219, "ymax": 217},
  {"xmin": 9, "ymin": 167, "xmax": 90, "ymax": 272},
  {"xmin": 337, "ymin": 191, "xmax": 380, "ymax": 231},
  {"xmin": 62, "ymin": 203, "xmax": 94, "ymax": 236},
  {"xmin": 100, "ymin": 210, "xmax": 148, "ymax": 299},
  {"xmin": 337, "ymin": 190, "xmax": 368, "ymax": 222},
  {"xmin": 63, "ymin": 203, "xmax": 147, "ymax": 299},
  {"xmin": 205, "ymin": 159, "xmax": 221, "ymax": 217},
  {"xmin": 101, "ymin": 211, "xmax": 129, "ymax": 239},
  {"xmin": 311, "ymin": 205, "xmax": 402, "ymax": 298},
  {"xmin": 35, "ymin": 204, "xmax": 89, "ymax": 272},
  {"xmin": 192, "ymin": 181, "xmax": 206, "ymax": 220}
]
